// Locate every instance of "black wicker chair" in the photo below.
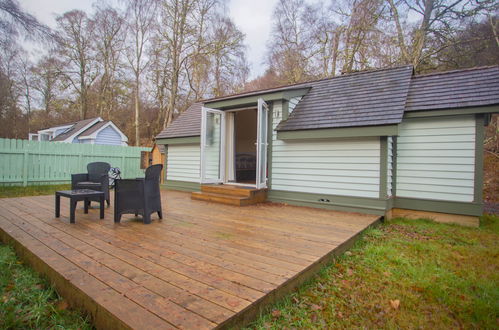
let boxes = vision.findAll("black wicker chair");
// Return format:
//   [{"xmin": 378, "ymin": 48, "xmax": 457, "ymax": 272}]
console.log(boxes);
[
  {"xmin": 71, "ymin": 162, "xmax": 111, "ymax": 206},
  {"xmin": 114, "ymin": 164, "xmax": 163, "ymax": 224}
]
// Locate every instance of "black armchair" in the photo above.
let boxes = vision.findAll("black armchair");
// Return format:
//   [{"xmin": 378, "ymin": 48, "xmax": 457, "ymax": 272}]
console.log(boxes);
[
  {"xmin": 71, "ymin": 162, "xmax": 111, "ymax": 206},
  {"xmin": 114, "ymin": 164, "xmax": 163, "ymax": 224}
]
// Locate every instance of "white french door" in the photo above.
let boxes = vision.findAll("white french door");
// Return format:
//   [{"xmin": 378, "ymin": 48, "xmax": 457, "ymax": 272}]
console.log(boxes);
[
  {"xmin": 256, "ymin": 98, "xmax": 269, "ymax": 189},
  {"xmin": 200, "ymin": 107, "xmax": 225, "ymax": 184}
]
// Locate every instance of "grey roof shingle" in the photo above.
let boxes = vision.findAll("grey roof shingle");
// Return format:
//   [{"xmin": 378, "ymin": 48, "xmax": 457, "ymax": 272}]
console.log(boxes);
[
  {"xmin": 78, "ymin": 120, "xmax": 110, "ymax": 137},
  {"xmin": 277, "ymin": 66, "xmax": 413, "ymax": 131},
  {"xmin": 51, "ymin": 118, "xmax": 99, "ymax": 141},
  {"xmin": 405, "ymin": 66, "xmax": 499, "ymax": 111},
  {"xmin": 154, "ymin": 65, "xmax": 499, "ymax": 139},
  {"xmin": 155, "ymin": 103, "xmax": 202, "ymax": 139}
]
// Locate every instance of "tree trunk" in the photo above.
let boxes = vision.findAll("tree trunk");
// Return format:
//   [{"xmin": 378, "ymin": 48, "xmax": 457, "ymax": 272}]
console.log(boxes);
[
  {"xmin": 134, "ymin": 75, "xmax": 140, "ymax": 146},
  {"xmin": 411, "ymin": 0, "xmax": 434, "ymax": 69},
  {"xmin": 387, "ymin": 0, "xmax": 409, "ymax": 63},
  {"xmin": 489, "ymin": 14, "xmax": 499, "ymax": 48},
  {"xmin": 163, "ymin": 72, "xmax": 178, "ymax": 129},
  {"xmin": 330, "ymin": 30, "xmax": 341, "ymax": 76}
]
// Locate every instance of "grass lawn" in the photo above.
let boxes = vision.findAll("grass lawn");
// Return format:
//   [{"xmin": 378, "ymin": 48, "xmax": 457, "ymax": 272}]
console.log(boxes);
[
  {"xmin": 248, "ymin": 215, "xmax": 499, "ymax": 329},
  {"xmin": 0, "ymin": 184, "xmax": 71, "ymax": 199},
  {"xmin": 0, "ymin": 244, "xmax": 92, "ymax": 329}
]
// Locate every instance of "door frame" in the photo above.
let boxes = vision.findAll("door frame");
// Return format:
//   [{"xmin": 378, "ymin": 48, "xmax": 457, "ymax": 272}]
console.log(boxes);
[
  {"xmin": 200, "ymin": 102, "xmax": 269, "ymax": 189},
  {"xmin": 223, "ymin": 107, "xmax": 258, "ymax": 188},
  {"xmin": 256, "ymin": 98, "xmax": 269, "ymax": 189},
  {"xmin": 200, "ymin": 106, "xmax": 226, "ymax": 184}
]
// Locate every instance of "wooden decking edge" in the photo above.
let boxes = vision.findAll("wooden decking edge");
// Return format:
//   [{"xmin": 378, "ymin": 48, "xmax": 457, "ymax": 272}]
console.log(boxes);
[
  {"xmin": 0, "ymin": 222, "xmax": 132, "ymax": 330},
  {"xmin": 217, "ymin": 216, "xmax": 383, "ymax": 330}
]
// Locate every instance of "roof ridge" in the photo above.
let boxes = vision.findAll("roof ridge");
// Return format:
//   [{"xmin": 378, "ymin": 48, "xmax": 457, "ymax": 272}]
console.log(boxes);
[
  {"xmin": 201, "ymin": 65, "xmax": 414, "ymax": 103},
  {"xmin": 414, "ymin": 65, "xmax": 499, "ymax": 78}
]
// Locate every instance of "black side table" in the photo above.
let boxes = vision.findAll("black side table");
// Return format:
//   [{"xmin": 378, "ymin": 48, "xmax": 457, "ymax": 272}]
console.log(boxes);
[{"xmin": 55, "ymin": 189, "xmax": 105, "ymax": 224}]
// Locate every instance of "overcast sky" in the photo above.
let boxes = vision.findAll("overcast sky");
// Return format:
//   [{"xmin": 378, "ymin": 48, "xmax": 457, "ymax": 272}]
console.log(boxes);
[{"xmin": 19, "ymin": 0, "xmax": 278, "ymax": 79}]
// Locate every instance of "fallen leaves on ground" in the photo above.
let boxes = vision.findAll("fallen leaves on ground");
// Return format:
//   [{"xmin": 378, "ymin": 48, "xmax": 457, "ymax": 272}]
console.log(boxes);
[
  {"xmin": 310, "ymin": 304, "xmax": 322, "ymax": 311},
  {"xmin": 390, "ymin": 299, "xmax": 400, "ymax": 310},
  {"xmin": 56, "ymin": 300, "xmax": 69, "ymax": 311}
]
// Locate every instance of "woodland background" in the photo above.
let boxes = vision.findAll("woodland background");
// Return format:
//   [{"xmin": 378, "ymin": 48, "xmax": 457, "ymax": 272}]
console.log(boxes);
[
  {"xmin": 0, "ymin": 0, "xmax": 497, "ymax": 202},
  {"xmin": 0, "ymin": 0, "xmax": 497, "ymax": 144}
]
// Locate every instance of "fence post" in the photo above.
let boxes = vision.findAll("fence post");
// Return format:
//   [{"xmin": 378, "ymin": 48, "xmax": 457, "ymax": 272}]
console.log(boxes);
[
  {"xmin": 121, "ymin": 154, "xmax": 126, "ymax": 177},
  {"xmin": 22, "ymin": 150, "xmax": 28, "ymax": 187}
]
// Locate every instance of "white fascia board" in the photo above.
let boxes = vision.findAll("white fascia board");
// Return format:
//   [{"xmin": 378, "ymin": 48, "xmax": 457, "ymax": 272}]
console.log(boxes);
[
  {"xmin": 64, "ymin": 117, "xmax": 103, "ymax": 143},
  {"xmin": 38, "ymin": 128, "xmax": 55, "ymax": 134},
  {"xmin": 38, "ymin": 124, "xmax": 73, "ymax": 134}
]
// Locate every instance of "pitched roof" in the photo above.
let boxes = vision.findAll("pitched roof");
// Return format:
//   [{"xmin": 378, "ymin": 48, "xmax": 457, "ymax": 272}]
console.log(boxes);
[
  {"xmin": 78, "ymin": 120, "xmax": 110, "ymax": 138},
  {"xmin": 156, "ymin": 103, "xmax": 203, "ymax": 139},
  {"xmin": 155, "ymin": 65, "xmax": 499, "ymax": 140},
  {"xmin": 405, "ymin": 66, "xmax": 499, "ymax": 111},
  {"xmin": 51, "ymin": 118, "xmax": 99, "ymax": 141},
  {"xmin": 277, "ymin": 66, "xmax": 413, "ymax": 131}
]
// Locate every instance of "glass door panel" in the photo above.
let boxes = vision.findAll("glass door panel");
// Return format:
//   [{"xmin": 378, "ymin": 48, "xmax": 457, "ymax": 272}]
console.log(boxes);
[{"xmin": 201, "ymin": 107, "xmax": 225, "ymax": 184}]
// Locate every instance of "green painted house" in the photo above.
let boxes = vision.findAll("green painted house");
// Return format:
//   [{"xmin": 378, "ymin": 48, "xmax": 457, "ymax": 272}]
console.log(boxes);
[{"xmin": 155, "ymin": 65, "xmax": 499, "ymax": 222}]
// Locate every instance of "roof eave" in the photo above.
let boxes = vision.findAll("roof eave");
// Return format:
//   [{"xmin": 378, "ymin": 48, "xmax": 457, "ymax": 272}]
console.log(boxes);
[
  {"xmin": 204, "ymin": 87, "xmax": 311, "ymax": 110},
  {"xmin": 276, "ymin": 124, "xmax": 400, "ymax": 140},
  {"xmin": 404, "ymin": 104, "xmax": 499, "ymax": 118}
]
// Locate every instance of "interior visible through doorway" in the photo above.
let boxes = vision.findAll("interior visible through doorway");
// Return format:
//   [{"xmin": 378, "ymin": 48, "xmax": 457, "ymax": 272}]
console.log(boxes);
[{"xmin": 227, "ymin": 109, "xmax": 257, "ymax": 185}]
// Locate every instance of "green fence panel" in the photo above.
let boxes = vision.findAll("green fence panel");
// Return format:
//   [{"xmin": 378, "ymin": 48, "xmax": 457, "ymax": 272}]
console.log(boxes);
[{"xmin": 0, "ymin": 138, "xmax": 150, "ymax": 186}]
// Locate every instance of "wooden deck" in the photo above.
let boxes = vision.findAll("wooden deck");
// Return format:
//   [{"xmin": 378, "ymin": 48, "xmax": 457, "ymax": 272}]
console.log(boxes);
[{"xmin": 0, "ymin": 190, "xmax": 380, "ymax": 329}]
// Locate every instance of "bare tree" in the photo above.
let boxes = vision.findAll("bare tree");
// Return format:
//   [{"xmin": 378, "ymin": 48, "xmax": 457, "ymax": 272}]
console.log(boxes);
[
  {"xmin": 209, "ymin": 15, "xmax": 248, "ymax": 97},
  {"xmin": 0, "ymin": 38, "xmax": 25, "ymax": 138},
  {"xmin": 31, "ymin": 54, "xmax": 62, "ymax": 116},
  {"xmin": 386, "ymin": 0, "xmax": 497, "ymax": 70},
  {"xmin": 488, "ymin": 12, "xmax": 499, "ymax": 48},
  {"xmin": 184, "ymin": 0, "xmax": 217, "ymax": 101},
  {"xmin": 123, "ymin": 0, "xmax": 156, "ymax": 146},
  {"xmin": 56, "ymin": 10, "xmax": 98, "ymax": 120},
  {"xmin": 92, "ymin": 5, "xmax": 126, "ymax": 118},
  {"xmin": 18, "ymin": 54, "xmax": 32, "ymax": 132},
  {"xmin": 435, "ymin": 14, "xmax": 499, "ymax": 69},
  {"xmin": 314, "ymin": 7, "xmax": 343, "ymax": 77},
  {"xmin": 148, "ymin": 32, "xmax": 171, "ymax": 135},
  {"xmin": 340, "ymin": 0, "xmax": 385, "ymax": 73},
  {"xmin": 155, "ymin": 0, "xmax": 197, "ymax": 129},
  {"xmin": 0, "ymin": 0, "xmax": 53, "ymax": 44},
  {"xmin": 267, "ymin": 0, "xmax": 319, "ymax": 84}
]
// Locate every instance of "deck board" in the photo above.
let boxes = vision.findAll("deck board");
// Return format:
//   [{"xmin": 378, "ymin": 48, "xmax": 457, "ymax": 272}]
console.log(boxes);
[{"xmin": 0, "ymin": 190, "xmax": 379, "ymax": 329}]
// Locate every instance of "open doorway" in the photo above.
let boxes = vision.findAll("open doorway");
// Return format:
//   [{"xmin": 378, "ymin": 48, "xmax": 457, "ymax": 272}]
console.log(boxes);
[
  {"xmin": 201, "ymin": 99, "xmax": 268, "ymax": 188},
  {"xmin": 226, "ymin": 109, "xmax": 257, "ymax": 185}
]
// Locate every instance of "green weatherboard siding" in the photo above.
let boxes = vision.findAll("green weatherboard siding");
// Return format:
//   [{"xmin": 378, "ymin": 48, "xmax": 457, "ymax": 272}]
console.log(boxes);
[{"xmin": 162, "ymin": 180, "xmax": 200, "ymax": 192}]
